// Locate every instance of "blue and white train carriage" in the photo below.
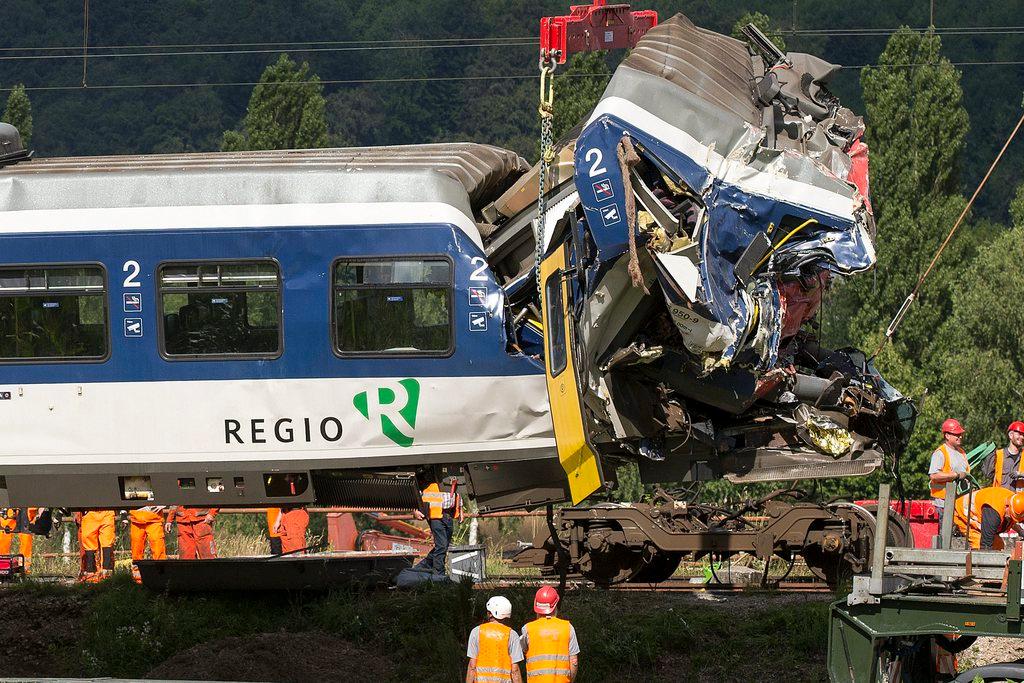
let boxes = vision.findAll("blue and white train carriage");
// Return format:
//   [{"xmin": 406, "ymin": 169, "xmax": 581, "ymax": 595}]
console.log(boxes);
[{"xmin": 0, "ymin": 143, "xmax": 569, "ymax": 510}]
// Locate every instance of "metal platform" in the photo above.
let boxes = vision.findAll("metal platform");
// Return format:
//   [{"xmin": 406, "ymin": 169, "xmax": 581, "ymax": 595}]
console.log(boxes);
[
  {"xmin": 827, "ymin": 483, "xmax": 1024, "ymax": 682},
  {"xmin": 136, "ymin": 551, "xmax": 415, "ymax": 592}
]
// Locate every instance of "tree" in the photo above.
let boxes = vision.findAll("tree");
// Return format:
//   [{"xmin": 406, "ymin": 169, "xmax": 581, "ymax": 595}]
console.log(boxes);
[
  {"xmin": 222, "ymin": 54, "xmax": 330, "ymax": 151},
  {"xmin": 934, "ymin": 183, "xmax": 1024, "ymax": 448},
  {"xmin": 731, "ymin": 11, "xmax": 786, "ymax": 53},
  {"xmin": 2, "ymin": 84, "xmax": 32, "ymax": 146},
  {"xmin": 824, "ymin": 28, "xmax": 972, "ymax": 366},
  {"xmin": 818, "ymin": 28, "xmax": 976, "ymax": 497},
  {"xmin": 551, "ymin": 51, "xmax": 614, "ymax": 144}
]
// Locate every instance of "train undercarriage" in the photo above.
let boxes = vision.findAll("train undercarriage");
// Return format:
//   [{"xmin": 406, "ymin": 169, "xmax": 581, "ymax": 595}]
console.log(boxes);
[{"xmin": 510, "ymin": 487, "xmax": 911, "ymax": 589}]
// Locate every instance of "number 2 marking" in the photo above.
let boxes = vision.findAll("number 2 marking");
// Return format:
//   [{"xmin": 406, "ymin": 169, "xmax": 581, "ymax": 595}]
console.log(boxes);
[
  {"xmin": 585, "ymin": 148, "xmax": 607, "ymax": 178},
  {"xmin": 469, "ymin": 257, "xmax": 488, "ymax": 282},
  {"xmin": 122, "ymin": 260, "xmax": 141, "ymax": 288}
]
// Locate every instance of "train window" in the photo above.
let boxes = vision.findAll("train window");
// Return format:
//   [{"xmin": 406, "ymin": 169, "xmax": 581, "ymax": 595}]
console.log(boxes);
[
  {"xmin": 544, "ymin": 272, "xmax": 567, "ymax": 378},
  {"xmin": 332, "ymin": 257, "xmax": 452, "ymax": 356},
  {"xmin": 158, "ymin": 260, "xmax": 282, "ymax": 359},
  {"xmin": 0, "ymin": 265, "xmax": 108, "ymax": 362}
]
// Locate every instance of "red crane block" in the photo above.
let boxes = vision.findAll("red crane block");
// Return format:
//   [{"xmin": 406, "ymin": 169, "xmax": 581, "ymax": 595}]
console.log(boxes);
[{"xmin": 540, "ymin": 0, "xmax": 658, "ymax": 64}]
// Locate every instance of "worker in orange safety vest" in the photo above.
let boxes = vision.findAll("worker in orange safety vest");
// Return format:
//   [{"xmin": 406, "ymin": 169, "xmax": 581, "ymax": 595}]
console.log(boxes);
[
  {"xmin": 165, "ymin": 506, "xmax": 218, "ymax": 559},
  {"xmin": 953, "ymin": 486, "xmax": 1024, "ymax": 549},
  {"xmin": 0, "ymin": 508, "xmax": 38, "ymax": 573},
  {"xmin": 929, "ymin": 418, "xmax": 970, "ymax": 527},
  {"xmin": 80, "ymin": 510, "xmax": 117, "ymax": 582},
  {"xmin": 986, "ymin": 421, "xmax": 1024, "ymax": 491},
  {"xmin": 274, "ymin": 506, "xmax": 310, "ymax": 555},
  {"xmin": 466, "ymin": 595, "xmax": 523, "ymax": 683},
  {"xmin": 413, "ymin": 472, "xmax": 462, "ymax": 574},
  {"xmin": 266, "ymin": 507, "xmax": 283, "ymax": 555},
  {"xmin": 520, "ymin": 586, "xmax": 579, "ymax": 683}
]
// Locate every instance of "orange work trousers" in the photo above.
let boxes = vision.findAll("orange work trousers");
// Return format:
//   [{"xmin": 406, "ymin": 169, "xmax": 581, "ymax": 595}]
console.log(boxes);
[
  {"xmin": 177, "ymin": 520, "xmax": 216, "ymax": 559},
  {"xmin": 0, "ymin": 529, "xmax": 32, "ymax": 572},
  {"xmin": 130, "ymin": 521, "xmax": 167, "ymax": 561},
  {"xmin": 81, "ymin": 511, "xmax": 116, "ymax": 572},
  {"xmin": 279, "ymin": 508, "xmax": 310, "ymax": 555}
]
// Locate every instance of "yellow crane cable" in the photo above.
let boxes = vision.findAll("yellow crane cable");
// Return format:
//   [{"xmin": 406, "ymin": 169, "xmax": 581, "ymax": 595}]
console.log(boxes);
[{"xmin": 752, "ymin": 218, "xmax": 820, "ymax": 273}]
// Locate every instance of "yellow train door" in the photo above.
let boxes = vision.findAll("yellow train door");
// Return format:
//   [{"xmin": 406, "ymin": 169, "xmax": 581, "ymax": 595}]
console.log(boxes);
[{"xmin": 539, "ymin": 239, "xmax": 604, "ymax": 504}]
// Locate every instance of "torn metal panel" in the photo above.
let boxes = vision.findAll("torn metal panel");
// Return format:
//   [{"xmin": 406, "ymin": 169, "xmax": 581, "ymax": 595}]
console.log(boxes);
[{"xmin": 518, "ymin": 12, "xmax": 914, "ymax": 485}]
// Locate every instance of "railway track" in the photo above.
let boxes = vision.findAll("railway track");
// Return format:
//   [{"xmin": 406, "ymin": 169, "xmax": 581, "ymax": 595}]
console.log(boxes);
[{"xmin": 480, "ymin": 575, "xmax": 832, "ymax": 593}]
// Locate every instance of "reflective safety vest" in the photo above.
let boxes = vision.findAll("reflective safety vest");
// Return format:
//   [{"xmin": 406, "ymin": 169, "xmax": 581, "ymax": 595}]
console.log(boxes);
[
  {"xmin": 266, "ymin": 508, "xmax": 282, "ymax": 538},
  {"xmin": 0, "ymin": 509, "xmax": 17, "ymax": 534},
  {"xmin": 931, "ymin": 444, "xmax": 969, "ymax": 499},
  {"xmin": 475, "ymin": 621, "xmax": 514, "ymax": 683},
  {"xmin": 524, "ymin": 617, "xmax": 572, "ymax": 683},
  {"xmin": 992, "ymin": 448, "xmax": 1024, "ymax": 489},
  {"xmin": 421, "ymin": 483, "xmax": 456, "ymax": 521},
  {"xmin": 954, "ymin": 486, "xmax": 1014, "ymax": 549}
]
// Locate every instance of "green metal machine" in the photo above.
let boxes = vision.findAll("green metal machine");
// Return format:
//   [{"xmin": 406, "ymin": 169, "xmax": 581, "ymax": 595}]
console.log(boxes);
[{"xmin": 828, "ymin": 483, "xmax": 1024, "ymax": 682}]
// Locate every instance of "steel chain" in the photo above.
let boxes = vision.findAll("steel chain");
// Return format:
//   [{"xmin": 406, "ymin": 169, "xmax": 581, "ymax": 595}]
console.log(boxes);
[{"xmin": 535, "ymin": 57, "xmax": 556, "ymax": 299}]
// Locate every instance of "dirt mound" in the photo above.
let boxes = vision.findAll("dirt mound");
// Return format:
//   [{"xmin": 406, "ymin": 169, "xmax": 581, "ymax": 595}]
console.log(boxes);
[
  {"xmin": 0, "ymin": 585, "xmax": 88, "ymax": 677},
  {"xmin": 145, "ymin": 632, "xmax": 393, "ymax": 682}
]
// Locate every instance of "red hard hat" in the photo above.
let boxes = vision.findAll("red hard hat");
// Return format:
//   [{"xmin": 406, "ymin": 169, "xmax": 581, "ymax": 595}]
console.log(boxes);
[
  {"xmin": 534, "ymin": 586, "xmax": 560, "ymax": 615},
  {"xmin": 1009, "ymin": 421, "xmax": 1024, "ymax": 434},
  {"xmin": 941, "ymin": 419, "xmax": 965, "ymax": 435},
  {"xmin": 1011, "ymin": 493, "xmax": 1024, "ymax": 523}
]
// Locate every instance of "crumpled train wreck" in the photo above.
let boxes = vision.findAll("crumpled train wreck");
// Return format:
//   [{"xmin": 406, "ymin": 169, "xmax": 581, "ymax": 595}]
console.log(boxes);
[{"xmin": 485, "ymin": 14, "xmax": 916, "ymax": 486}]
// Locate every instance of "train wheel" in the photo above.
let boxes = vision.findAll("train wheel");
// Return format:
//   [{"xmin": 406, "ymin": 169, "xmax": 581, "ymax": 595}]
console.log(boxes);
[
  {"xmin": 580, "ymin": 548, "xmax": 645, "ymax": 587},
  {"xmin": 629, "ymin": 552, "xmax": 682, "ymax": 583},
  {"xmin": 804, "ymin": 503, "xmax": 912, "ymax": 590}
]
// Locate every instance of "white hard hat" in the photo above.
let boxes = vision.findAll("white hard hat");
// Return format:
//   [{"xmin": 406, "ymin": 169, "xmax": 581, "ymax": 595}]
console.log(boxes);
[{"xmin": 486, "ymin": 595, "xmax": 512, "ymax": 620}]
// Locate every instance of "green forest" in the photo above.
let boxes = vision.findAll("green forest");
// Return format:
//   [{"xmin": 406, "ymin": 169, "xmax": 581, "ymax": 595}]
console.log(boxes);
[{"xmin": 3, "ymin": 1, "xmax": 1024, "ymax": 499}]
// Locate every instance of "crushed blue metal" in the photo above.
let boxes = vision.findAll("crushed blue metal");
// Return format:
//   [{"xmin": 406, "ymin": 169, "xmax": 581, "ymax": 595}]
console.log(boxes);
[{"xmin": 490, "ymin": 13, "xmax": 915, "ymax": 485}]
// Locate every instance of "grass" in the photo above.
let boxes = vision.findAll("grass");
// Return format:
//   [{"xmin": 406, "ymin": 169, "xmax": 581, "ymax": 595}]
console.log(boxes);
[
  {"xmin": 1, "ymin": 576, "xmax": 833, "ymax": 682},
  {"xmin": 6, "ymin": 513, "xmax": 837, "ymax": 681}
]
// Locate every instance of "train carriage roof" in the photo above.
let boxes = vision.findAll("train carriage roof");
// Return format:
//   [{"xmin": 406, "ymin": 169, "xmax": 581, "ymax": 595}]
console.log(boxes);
[{"xmin": 0, "ymin": 143, "xmax": 529, "ymax": 237}]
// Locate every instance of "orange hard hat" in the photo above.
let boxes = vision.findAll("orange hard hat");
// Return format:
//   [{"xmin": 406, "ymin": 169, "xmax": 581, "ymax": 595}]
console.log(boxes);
[
  {"xmin": 941, "ymin": 419, "xmax": 965, "ymax": 436},
  {"xmin": 534, "ymin": 585, "xmax": 560, "ymax": 615},
  {"xmin": 1009, "ymin": 421, "xmax": 1024, "ymax": 435},
  {"xmin": 1010, "ymin": 493, "xmax": 1024, "ymax": 523}
]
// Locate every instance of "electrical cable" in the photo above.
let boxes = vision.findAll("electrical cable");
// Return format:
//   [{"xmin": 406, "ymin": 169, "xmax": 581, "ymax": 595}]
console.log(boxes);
[
  {"xmin": 0, "ymin": 40, "xmax": 538, "ymax": 61},
  {"xmin": 0, "ymin": 72, "xmax": 613, "ymax": 93}
]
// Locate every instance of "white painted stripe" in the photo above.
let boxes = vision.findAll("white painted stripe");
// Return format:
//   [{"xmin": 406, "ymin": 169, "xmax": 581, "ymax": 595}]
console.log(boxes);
[
  {"xmin": 0, "ymin": 375, "xmax": 554, "ymax": 466},
  {"xmin": 587, "ymin": 97, "xmax": 859, "ymax": 221},
  {"xmin": 0, "ymin": 201, "xmax": 485, "ymax": 249}
]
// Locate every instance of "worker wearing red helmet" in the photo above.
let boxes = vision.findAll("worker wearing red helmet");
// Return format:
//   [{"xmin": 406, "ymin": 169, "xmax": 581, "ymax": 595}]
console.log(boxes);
[
  {"xmin": 929, "ymin": 418, "xmax": 970, "ymax": 526},
  {"xmin": 985, "ymin": 421, "xmax": 1024, "ymax": 491},
  {"xmin": 953, "ymin": 486, "xmax": 1024, "ymax": 550},
  {"xmin": 520, "ymin": 587, "xmax": 579, "ymax": 683}
]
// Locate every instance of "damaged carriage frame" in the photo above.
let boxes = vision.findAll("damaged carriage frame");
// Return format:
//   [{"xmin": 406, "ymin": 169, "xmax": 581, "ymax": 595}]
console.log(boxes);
[
  {"xmin": 511, "ymin": 485, "xmax": 911, "ymax": 587},
  {"xmin": 508, "ymin": 14, "xmax": 917, "ymax": 498}
]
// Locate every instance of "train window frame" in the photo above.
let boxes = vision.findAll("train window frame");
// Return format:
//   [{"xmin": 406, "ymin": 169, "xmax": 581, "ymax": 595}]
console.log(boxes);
[
  {"xmin": 0, "ymin": 262, "xmax": 110, "ymax": 364},
  {"xmin": 544, "ymin": 271, "xmax": 568, "ymax": 378},
  {"xmin": 330, "ymin": 255, "xmax": 455, "ymax": 359},
  {"xmin": 156, "ymin": 258, "xmax": 284, "ymax": 361}
]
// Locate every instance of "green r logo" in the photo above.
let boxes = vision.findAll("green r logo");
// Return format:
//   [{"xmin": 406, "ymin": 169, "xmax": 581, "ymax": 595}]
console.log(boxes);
[{"xmin": 353, "ymin": 378, "xmax": 421, "ymax": 447}]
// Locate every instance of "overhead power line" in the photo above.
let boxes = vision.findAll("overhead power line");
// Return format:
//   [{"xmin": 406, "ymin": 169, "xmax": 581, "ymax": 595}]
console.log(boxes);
[
  {"xmin": 3, "ymin": 56, "xmax": 1023, "ymax": 94},
  {"xmin": 0, "ymin": 40, "xmax": 537, "ymax": 62},
  {"xmin": 0, "ymin": 36, "xmax": 539, "ymax": 53},
  {"xmin": 3, "ymin": 24, "xmax": 1024, "ymax": 57},
  {"xmin": 0, "ymin": 72, "xmax": 614, "ymax": 93},
  {"xmin": 781, "ymin": 25, "xmax": 1024, "ymax": 35}
]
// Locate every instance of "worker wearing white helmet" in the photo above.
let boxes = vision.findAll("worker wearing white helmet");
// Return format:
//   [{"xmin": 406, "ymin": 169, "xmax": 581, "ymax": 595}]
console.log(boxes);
[{"xmin": 466, "ymin": 595, "xmax": 524, "ymax": 683}]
